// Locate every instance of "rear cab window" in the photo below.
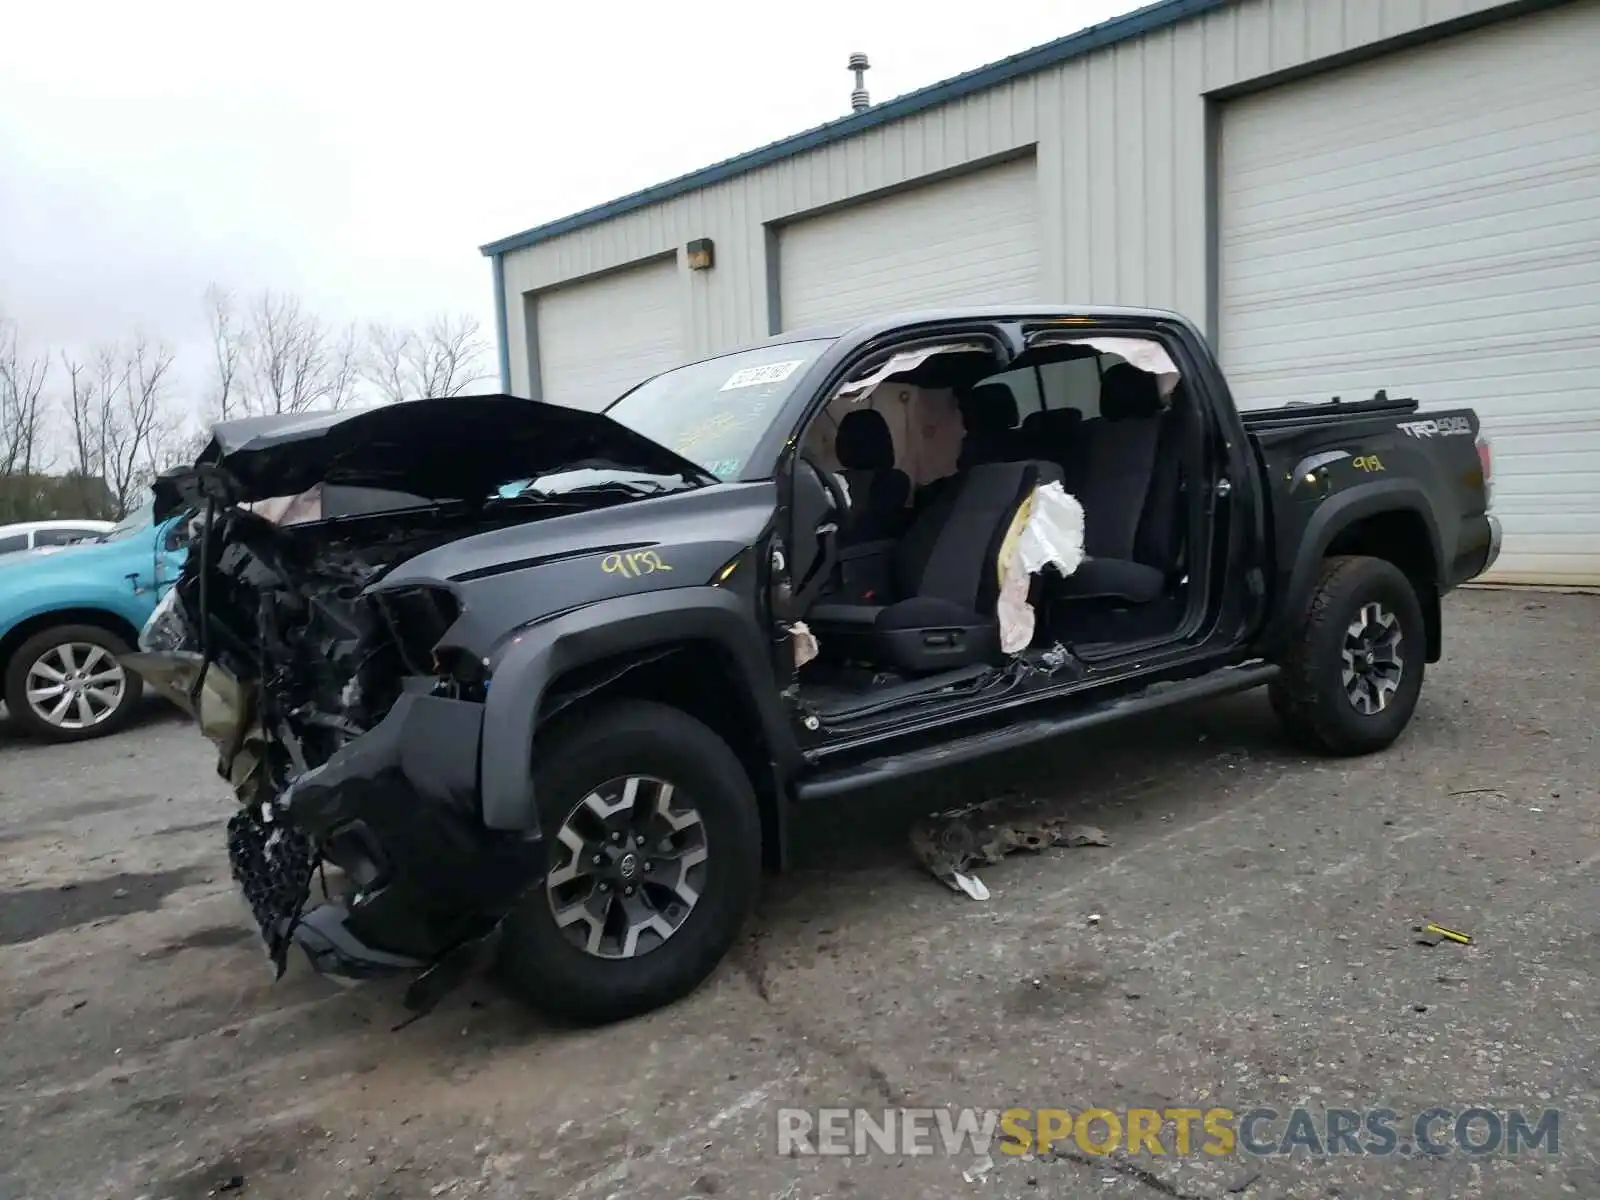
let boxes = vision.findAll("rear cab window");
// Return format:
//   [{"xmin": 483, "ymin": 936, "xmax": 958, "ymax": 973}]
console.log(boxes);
[{"xmin": 982, "ymin": 354, "xmax": 1114, "ymax": 421}]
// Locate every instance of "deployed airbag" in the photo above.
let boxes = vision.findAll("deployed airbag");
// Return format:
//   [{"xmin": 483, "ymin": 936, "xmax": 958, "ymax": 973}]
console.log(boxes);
[{"xmin": 996, "ymin": 482, "xmax": 1085, "ymax": 653}]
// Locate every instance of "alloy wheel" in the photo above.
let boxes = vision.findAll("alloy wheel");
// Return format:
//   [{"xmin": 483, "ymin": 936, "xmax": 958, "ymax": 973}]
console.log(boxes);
[
  {"xmin": 24, "ymin": 642, "xmax": 128, "ymax": 731},
  {"xmin": 544, "ymin": 775, "xmax": 709, "ymax": 959},
  {"xmin": 1341, "ymin": 601, "xmax": 1404, "ymax": 715}
]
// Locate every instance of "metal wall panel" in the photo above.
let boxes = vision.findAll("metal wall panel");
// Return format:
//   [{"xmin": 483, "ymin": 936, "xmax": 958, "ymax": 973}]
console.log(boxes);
[
  {"xmin": 777, "ymin": 156, "xmax": 1042, "ymax": 329},
  {"xmin": 499, "ymin": 0, "xmax": 1519, "ymax": 370}
]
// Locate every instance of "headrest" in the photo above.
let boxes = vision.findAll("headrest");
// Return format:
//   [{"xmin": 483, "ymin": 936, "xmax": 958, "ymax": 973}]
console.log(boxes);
[
  {"xmin": 959, "ymin": 383, "xmax": 1020, "ymax": 433},
  {"xmin": 1099, "ymin": 363, "xmax": 1162, "ymax": 422},
  {"xmin": 1020, "ymin": 407, "xmax": 1083, "ymax": 437},
  {"xmin": 835, "ymin": 407, "xmax": 896, "ymax": 470}
]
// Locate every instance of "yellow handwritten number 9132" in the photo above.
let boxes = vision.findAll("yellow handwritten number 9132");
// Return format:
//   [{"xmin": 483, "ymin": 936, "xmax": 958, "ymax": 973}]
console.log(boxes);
[{"xmin": 603, "ymin": 550, "xmax": 673, "ymax": 579}]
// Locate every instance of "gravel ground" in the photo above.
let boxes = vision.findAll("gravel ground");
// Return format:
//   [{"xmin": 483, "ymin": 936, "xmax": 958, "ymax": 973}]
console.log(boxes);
[{"xmin": 0, "ymin": 588, "xmax": 1595, "ymax": 1200}]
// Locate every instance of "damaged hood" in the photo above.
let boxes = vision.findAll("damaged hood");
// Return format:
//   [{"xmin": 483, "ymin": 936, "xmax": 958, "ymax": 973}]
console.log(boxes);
[{"xmin": 153, "ymin": 394, "xmax": 717, "ymax": 518}]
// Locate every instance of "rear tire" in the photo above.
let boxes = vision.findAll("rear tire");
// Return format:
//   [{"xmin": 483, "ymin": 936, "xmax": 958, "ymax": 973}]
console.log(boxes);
[
  {"xmin": 1269, "ymin": 555, "xmax": 1425, "ymax": 757},
  {"xmin": 496, "ymin": 700, "xmax": 762, "ymax": 1024},
  {"xmin": 4, "ymin": 623, "xmax": 143, "ymax": 743}
]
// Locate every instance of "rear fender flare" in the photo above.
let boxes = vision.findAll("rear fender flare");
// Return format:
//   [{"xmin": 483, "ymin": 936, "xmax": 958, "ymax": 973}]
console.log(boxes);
[
  {"xmin": 478, "ymin": 586, "xmax": 796, "ymax": 832},
  {"xmin": 1265, "ymin": 480, "xmax": 1444, "ymax": 654}
]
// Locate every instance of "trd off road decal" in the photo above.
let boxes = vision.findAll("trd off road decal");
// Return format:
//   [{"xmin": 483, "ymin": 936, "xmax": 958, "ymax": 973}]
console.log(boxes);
[{"xmin": 1397, "ymin": 417, "xmax": 1473, "ymax": 438}]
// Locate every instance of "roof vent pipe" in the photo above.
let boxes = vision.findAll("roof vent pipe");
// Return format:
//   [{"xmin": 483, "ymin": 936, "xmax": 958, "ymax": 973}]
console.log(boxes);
[{"xmin": 848, "ymin": 53, "xmax": 871, "ymax": 112}]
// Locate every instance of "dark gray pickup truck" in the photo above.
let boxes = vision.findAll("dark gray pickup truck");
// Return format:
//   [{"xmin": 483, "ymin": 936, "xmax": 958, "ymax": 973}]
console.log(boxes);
[{"xmin": 132, "ymin": 305, "xmax": 1498, "ymax": 1024}]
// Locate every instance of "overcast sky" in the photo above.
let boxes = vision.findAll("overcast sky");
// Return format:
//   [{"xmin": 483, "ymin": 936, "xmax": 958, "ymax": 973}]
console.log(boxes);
[{"xmin": 1, "ymin": 0, "xmax": 1142, "ymax": 409}]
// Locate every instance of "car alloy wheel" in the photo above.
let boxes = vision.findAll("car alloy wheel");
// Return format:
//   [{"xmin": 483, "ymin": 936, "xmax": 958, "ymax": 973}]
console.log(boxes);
[
  {"xmin": 1341, "ymin": 600, "xmax": 1404, "ymax": 716},
  {"xmin": 544, "ymin": 774, "xmax": 709, "ymax": 960},
  {"xmin": 24, "ymin": 641, "xmax": 129, "ymax": 731}
]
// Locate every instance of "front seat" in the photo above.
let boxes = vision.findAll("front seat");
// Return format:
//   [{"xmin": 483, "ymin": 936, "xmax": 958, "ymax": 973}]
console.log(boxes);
[
  {"xmin": 1055, "ymin": 362, "xmax": 1171, "ymax": 604},
  {"xmin": 834, "ymin": 408, "xmax": 911, "ymax": 543},
  {"xmin": 808, "ymin": 459, "xmax": 1061, "ymax": 674}
]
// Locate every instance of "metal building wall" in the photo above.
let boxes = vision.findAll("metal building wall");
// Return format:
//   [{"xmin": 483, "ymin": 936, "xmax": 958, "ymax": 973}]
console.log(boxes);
[{"xmin": 497, "ymin": 0, "xmax": 1520, "ymax": 396}]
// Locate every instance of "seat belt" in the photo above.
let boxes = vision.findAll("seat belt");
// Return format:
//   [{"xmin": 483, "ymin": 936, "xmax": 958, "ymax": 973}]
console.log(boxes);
[{"xmin": 791, "ymin": 520, "xmax": 839, "ymax": 615}]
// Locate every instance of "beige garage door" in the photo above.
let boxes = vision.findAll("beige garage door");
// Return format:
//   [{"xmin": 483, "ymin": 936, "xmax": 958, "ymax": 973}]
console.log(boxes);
[
  {"xmin": 1218, "ymin": 3, "xmax": 1600, "ymax": 585},
  {"xmin": 535, "ymin": 256, "xmax": 683, "ymax": 410}
]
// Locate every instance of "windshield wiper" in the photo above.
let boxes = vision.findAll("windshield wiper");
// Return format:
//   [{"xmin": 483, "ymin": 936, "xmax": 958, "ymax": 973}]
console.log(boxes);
[{"xmin": 545, "ymin": 479, "xmax": 672, "ymax": 498}]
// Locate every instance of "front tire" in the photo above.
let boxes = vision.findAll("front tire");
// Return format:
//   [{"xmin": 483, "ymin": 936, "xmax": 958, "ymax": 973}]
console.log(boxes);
[
  {"xmin": 1269, "ymin": 555, "xmax": 1426, "ymax": 757},
  {"xmin": 4, "ymin": 624, "xmax": 143, "ymax": 743},
  {"xmin": 496, "ymin": 700, "xmax": 762, "ymax": 1024}
]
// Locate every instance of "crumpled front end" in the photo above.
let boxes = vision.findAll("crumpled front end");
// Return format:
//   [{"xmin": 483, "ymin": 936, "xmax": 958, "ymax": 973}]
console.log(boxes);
[{"xmin": 127, "ymin": 507, "xmax": 541, "ymax": 1011}]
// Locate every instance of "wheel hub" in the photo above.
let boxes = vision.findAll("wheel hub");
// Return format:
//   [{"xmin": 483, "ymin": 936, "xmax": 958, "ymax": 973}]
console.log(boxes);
[
  {"xmin": 1341, "ymin": 601, "xmax": 1404, "ymax": 716},
  {"xmin": 544, "ymin": 775, "xmax": 708, "ymax": 960},
  {"xmin": 24, "ymin": 642, "xmax": 127, "ymax": 730}
]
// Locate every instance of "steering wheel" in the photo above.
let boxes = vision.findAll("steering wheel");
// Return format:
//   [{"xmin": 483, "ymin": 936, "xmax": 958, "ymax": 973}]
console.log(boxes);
[{"xmin": 797, "ymin": 451, "xmax": 850, "ymax": 521}]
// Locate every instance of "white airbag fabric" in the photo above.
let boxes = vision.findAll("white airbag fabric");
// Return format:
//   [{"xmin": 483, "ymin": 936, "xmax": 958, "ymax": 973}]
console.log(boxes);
[{"xmin": 996, "ymin": 482, "xmax": 1086, "ymax": 654}]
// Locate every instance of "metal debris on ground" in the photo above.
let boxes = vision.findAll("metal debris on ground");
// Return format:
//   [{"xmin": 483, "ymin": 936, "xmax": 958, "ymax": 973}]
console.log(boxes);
[{"xmin": 909, "ymin": 789, "xmax": 1111, "ymax": 898}]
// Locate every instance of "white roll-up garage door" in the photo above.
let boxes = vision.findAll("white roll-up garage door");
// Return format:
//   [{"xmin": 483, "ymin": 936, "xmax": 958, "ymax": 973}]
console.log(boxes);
[
  {"xmin": 778, "ymin": 156, "xmax": 1042, "ymax": 331},
  {"xmin": 1218, "ymin": 3, "xmax": 1600, "ymax": 586},
  {"xmin": 534, "ymin": 256, "xmax": 683, "ymax": 410}
]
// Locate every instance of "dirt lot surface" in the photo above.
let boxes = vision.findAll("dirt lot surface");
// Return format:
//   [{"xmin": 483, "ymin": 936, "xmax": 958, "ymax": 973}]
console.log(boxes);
[{"xmin": 1, "ymin": 588, "xmax": 1595, "ymax": 1200}]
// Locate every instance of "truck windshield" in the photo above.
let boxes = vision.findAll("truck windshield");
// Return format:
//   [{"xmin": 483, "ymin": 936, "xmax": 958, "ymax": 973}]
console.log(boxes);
[{"xmin": 604, "ymin": 339, "xmax": 833, "ymax": 480}]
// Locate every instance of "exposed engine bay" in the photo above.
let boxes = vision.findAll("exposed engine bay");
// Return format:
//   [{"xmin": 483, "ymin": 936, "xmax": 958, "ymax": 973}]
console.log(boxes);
[
  {"xmin": 125, "ymin": 395, "xmax": 740, "ymax": 1009},
  {"xmin": 141, "ymin": 479, "xmax": 704, "ymax": 995},
  {"xmin": 138, "ymin": 504, "xmax": 522, "ymax": 976}
]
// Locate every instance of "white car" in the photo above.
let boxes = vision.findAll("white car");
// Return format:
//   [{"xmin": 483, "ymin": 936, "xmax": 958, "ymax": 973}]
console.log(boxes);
[{"xmin": 0, "ymin": 519, "xmax": 116, "ymax": 555}]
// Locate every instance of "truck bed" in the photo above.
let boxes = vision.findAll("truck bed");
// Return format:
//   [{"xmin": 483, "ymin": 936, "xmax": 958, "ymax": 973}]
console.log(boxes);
[{"xmin": 1238, "ymin": 391, "xmax": 1419, "ymax": 433}]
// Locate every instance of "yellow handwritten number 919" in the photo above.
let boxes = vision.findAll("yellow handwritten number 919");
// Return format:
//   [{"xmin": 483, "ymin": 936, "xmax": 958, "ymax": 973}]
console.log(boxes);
[{"xmin": 603, "ymin": 550, "xmax": 673, "ymax": 579}]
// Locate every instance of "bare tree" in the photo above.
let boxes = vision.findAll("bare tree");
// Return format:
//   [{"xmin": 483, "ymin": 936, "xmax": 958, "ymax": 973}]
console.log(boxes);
[
  {"xmin": 206, "ymin": 285, "xmax": 246, "ymax": 419},
  {"xmin": 60, "ymin": 352, "xmax": 113, "ymax": 518},
  {"xmin": 62, "ymin": 336, "xmax": 175, "ymax": 518},
  {"xmin": 363, "ymin": 312, "xmax": 492, "ymax": 403},
  {"xmin": 326, "ymin": 321, "xmax": 363, "ymax": 413},
  {"xmin": 237, "ymin": 291, "xmax": 362, "ymax": 415},
  {"xmin": 0, "ymin": 316, "xmax": 51, "ymax": 482}
]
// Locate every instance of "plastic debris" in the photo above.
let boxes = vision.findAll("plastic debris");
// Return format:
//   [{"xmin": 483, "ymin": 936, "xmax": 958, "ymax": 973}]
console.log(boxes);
[
  {"xmin": 1422, "ymin": 922, "xmax": 1471, "ymax": 945},
  {"xmin": 790, "ymin": 622, "xmax": 819, "ymax": 669},
  {"xmin": 962, "ymin": 1154, "xmax": 995, "ymax": 1184},
  {"xmin": 950, "ymin": 872, "xmax": 990, "ymax": 901},
  {"xmin": 910, "ymin": 790, "xmax": 1111, "ymax": 898}
]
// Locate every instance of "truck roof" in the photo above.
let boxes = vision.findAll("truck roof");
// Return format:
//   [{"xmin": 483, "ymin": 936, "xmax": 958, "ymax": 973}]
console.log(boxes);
[{"xmin": 752, "ymin": 303, "xmax": 1194, "ymax": 350}]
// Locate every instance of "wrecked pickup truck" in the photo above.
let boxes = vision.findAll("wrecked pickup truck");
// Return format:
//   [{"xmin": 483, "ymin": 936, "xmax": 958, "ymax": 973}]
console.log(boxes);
[{"xmin": 130, "ymin": 305, "xmax": 1500, "ymax": 1024}]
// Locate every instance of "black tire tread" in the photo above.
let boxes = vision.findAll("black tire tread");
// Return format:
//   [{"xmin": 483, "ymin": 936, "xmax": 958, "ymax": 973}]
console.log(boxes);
[
  {"xmin": 1269, "ymin": 555, "xmax": 1423, "ymax": 757},
  {"xmin": 496, "ymin": 699, "xmax": 761, "ymax": 1025}
]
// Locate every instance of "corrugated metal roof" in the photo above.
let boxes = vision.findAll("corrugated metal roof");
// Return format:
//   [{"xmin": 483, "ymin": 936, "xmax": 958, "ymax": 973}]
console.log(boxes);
[{"xmin": 479, "ymin": 0, "xmax": 1232, "ymax": 258}]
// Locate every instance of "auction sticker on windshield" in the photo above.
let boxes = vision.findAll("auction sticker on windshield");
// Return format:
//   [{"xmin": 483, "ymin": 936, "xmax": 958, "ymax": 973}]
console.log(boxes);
[{"xmin": 721, "ymin": 360, "xmax": 803, "ymax": 391}]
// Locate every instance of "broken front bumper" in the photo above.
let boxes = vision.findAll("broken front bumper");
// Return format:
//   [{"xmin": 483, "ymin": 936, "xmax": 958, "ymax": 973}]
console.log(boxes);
[{"xmin": 271, "ymin": 691, "xmax": 541, "ymax": 982}]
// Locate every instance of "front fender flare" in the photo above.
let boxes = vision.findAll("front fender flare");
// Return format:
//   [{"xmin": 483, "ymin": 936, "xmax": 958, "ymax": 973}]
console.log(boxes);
[
  {"xmin": 1263, "ymin": 479, "xmax": 1444, "ymax": 654},
  {"xmin": 478, "ymin": 586, "xmax": 796, "ymax": 832}
]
